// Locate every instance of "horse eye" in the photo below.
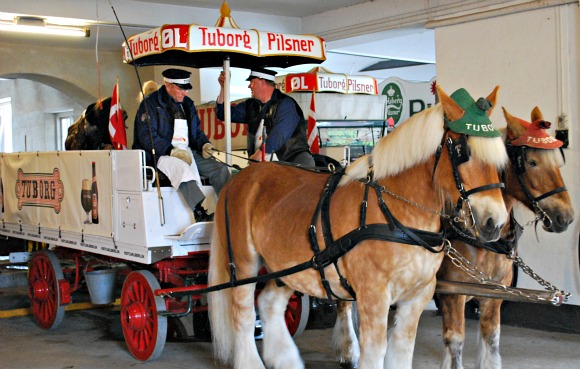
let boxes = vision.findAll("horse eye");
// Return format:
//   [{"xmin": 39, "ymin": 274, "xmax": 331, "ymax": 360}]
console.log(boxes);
[{"xmin": 528, "ymin": 159, "xmax": 537, "ymax": 167}]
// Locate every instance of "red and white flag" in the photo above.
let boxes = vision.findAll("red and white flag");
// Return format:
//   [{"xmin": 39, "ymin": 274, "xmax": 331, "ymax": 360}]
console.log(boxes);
[
  {"xmin": 307, "ymin": 91, "xmax": 319, "ymax": 154},
  {"xmin": 109, "ymin": 79, "xmax": 127, "ymax": 150}
]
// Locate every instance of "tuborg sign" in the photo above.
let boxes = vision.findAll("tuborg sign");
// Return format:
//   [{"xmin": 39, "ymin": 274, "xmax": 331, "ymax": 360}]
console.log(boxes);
[{"xmin": 379, "ymin": 77, "xmax": 436, "ymax": 126}]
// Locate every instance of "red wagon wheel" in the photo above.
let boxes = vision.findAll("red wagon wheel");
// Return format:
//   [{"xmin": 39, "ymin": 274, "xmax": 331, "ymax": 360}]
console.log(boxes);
[
  {"xmin": 255, "ymin": 268, "xmax": 310, "ymax": 338},
  {"xmin": 28, "ymin": 250, "xmax": 65, "ymax": 330},
  {"xmin": 120, "ymin": 270, "xmax": 167, "ymax": 361},
  {"xmin": 285, "ymin": 292, "xmax": 309, "ymax": 337}
]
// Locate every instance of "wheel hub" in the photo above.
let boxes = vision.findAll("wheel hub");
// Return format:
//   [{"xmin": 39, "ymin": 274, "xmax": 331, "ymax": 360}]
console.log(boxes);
[
  {"xmin": 122, "ymin": 302, "xmax": 148, "ymax": 331},
  {"xmin": 31, "ymin": 279, "xmax": 50, "ymax": 301}
]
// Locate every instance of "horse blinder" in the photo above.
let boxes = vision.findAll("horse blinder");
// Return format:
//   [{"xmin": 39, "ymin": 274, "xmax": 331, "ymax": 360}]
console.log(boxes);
[
  {"xmin": 507, "ymin": 144, "xmax": 527, "ymax": 174},
  {"xmin": 450, "ymin": 134, "xmax": 471, "ymax": 165}
]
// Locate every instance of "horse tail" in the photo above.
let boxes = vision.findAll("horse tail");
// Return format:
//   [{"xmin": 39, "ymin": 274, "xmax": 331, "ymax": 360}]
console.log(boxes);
[{"xmin": 208, "ymin": 223, "xmax": 234, "ymax": 365}]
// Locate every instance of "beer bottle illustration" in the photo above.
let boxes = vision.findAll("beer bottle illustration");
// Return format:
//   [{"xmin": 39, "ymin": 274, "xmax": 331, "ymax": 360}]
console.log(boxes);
[{"xmin": 91, "ymin": 162, "xmax": 99, "ymax": 224}]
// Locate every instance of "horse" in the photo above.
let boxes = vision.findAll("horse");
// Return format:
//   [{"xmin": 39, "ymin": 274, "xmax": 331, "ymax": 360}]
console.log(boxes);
[
  {"xmin": 435, "ymin": 106, "xmax": 574, "ymax": 369},
  {"xmin": 207, "ymin": 85, "xmax": 509, "ymax": 369}
]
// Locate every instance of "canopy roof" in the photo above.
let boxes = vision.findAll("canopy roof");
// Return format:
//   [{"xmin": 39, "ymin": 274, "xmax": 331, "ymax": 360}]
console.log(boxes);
[{"xmin": 122, "ymin": 2, "xmax": 326, "ymax": 69}]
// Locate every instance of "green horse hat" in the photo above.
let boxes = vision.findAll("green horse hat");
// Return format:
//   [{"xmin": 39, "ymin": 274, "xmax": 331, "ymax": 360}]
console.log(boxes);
[{"xmin": 447, "ymin": 88, "xmax": 501, "ymax": 137}]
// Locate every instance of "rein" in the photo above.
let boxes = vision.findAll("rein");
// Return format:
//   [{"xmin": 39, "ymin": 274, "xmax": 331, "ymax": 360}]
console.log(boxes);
[
  {"xmin": 446, "ymin": 210, "xmax": 523, "ymax": 255},
  {"xmin": 212, "ymin": 128, "xmax": 507, "ymax": 301},
  {"xmin": 306, "ymin": 169, "xmax": 447, "ymax": 301},
  {"xmin": 433, "ymin": 130, "xmax": 505, "ymax": 232},
  {"xmin": 212, "ymin": 148, "xmax": 338, "ymax": 174},
  {"xmin": 507, "ymin": 144, "xmax": 568, "ymax": 229},
  {"xmin": 446, "ymin": 143, "xmax": 568, "ymax": 254},
  {"xmin": 214, "ymin": 162, "xmax": 448, "ymax": 302}
]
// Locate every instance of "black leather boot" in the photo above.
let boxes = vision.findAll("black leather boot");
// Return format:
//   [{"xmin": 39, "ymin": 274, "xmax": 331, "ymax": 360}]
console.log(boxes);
[{"xmin": 193, "ymin": 205, "xmax": 214, "ymax": 222}]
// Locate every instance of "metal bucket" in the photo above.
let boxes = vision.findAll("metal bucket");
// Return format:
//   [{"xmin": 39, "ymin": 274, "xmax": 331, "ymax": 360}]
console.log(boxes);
[{"xmin": 84, "ymin": 269, "xmax": 117, "ymax": 305}]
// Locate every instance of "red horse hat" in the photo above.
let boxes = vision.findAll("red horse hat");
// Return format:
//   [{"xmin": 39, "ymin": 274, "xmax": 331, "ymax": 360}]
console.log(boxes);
[{"xmin": 509, "ymin": 118, "xmax": 562, "ymax": 149}]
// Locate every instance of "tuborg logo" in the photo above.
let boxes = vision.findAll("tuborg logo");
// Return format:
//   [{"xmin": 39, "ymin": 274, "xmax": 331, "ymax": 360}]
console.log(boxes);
[
  {"xmin": 383, "ymin": 82, "xmax": 403, "ymax": 124},
  {"xmin": 16, "ymin": 168, "xmax": 64, "ymax": 213}
]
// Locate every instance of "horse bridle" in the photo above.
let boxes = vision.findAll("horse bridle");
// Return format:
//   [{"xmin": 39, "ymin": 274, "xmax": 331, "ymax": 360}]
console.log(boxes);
[
  {"xmin": 507, "ymin": 143, "xmax": 568, "ymax": 229},
  {"xmin": 433, "ymin": 130, "xmax": 505, "ymax": 232}
]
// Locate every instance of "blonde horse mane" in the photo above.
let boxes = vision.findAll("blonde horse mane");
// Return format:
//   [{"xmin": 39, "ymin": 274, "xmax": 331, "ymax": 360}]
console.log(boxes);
[{"xmin": 341, "ymin": 103, "xmax": 507, "ymax": 186}]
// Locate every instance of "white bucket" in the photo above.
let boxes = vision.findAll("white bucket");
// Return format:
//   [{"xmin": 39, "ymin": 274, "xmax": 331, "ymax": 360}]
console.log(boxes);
[{"xmin": 84, "ymin": 269, "xmax": 117, "ymax": 305}]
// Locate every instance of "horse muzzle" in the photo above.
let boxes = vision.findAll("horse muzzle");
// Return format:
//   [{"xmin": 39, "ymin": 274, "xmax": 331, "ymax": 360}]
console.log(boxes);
[
  {"xmin": 477, "ymin": 216, "xmax": 504, "ymax": 242},
  {"xmin": 542, "ymin": 208, "xmax": 574, "ymax": 233}
]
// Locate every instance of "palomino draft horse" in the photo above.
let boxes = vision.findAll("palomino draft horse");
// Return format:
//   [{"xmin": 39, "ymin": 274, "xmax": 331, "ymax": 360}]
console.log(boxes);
[
  {"xmin": 208, "ymin": 86, "xmax": 509, "ymax": 369},
  {"xmin": 436, "ymin": 106, "xmax": 574, "ymax": 369}
]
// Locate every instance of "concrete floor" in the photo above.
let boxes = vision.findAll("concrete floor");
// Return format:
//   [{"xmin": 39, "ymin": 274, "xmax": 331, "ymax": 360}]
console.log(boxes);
[{"xmin": 0, "ymin": 283, "xmax": 579, "ymax": 369}]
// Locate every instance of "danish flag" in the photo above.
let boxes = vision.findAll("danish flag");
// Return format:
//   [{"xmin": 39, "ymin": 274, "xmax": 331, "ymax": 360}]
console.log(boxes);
[
  {"xmin": 307, "ymin": 91, "xmax": 319, "ymax": 154},
  {"xmin": 109, "ymin": 79, "xmax": 127, "ymax": 150}
]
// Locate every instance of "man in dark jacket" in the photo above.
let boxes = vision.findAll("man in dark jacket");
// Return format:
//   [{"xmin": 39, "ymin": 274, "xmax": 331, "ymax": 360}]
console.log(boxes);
[
  {"xmin": 216, "ymin": 68, "xmax": 314, "ymax": 167},
  {"xmin": 133, "ymin": 68, "xmax": 230, "ymax": 222}
]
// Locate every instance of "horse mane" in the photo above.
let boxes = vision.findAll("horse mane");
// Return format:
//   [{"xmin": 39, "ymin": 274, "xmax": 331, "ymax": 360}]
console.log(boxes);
[
  {"xmin": 341, "ymin": 103, "xmax": 507, "ymax": 186},
  {"xmin": 341, "ymin": 104, "xmax": 445, "ymax": 184}
]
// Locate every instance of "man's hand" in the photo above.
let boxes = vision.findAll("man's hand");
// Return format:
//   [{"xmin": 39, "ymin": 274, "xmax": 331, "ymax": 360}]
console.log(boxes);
[
  {"xmin": 202, "ymin": 143, "xmax": 215, "ymax": 159},
  {"xmin": 217, "ymin": 71, "xmax": 229, "ymax": 104},
  {"xmin": 249, "ymin": 150, "xmax": 262, "ymax": 164},
  {"xmin": 170, "ymin": 148, "xmax": 192, "ymax": 165}
]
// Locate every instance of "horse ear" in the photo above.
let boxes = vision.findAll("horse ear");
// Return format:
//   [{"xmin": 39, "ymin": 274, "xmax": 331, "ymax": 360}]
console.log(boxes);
[
  {"xmin": 531, "ymin": 106, "xmax": 543, "ymax": 121},
  {"xmin": 485, "ymin": 86, "xmax": 500, "ymax": 116},
  {"xmin": 437, "ymin": 85, "xmax": 464, "ymax": 122},
  {"xmin": 502, "ymin": 106, "xmax": 524, "ymax": 139}
]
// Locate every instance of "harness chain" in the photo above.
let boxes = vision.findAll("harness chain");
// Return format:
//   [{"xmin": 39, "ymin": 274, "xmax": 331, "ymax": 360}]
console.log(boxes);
[
  {"xmin": 443, "ymin": 243, "xmax": 569, "ymax": 305},
  {"xmin": 230, "ymin": 130, "xmax": 503, "ymax": 301},
  {"xmin": 508, "ymin": 253, "xmax": 571, "ymax": 301},
  {"xmin": 196, "ymin": 138, "xmax": 568, "ymax": 305},
  {"xmin": 438, "ymin": 142, "xmax": 571, "ymax": 305},
  {"xmin": 446, "ymin": 213, "xmax": 522, "ymax": 255},
  {"xmin": 383, "ymin": 185, "xmax": 571, "ymax": 304}
]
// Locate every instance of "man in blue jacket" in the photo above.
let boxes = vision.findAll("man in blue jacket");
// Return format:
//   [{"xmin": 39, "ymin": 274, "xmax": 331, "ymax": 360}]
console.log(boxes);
[
  {"xmin": 216, "ymin": 68, "xmax": 314, "ymax": 167},
  {"xmin": 133, "ymin": 68, "xmax": 230, "ymax": 222}
]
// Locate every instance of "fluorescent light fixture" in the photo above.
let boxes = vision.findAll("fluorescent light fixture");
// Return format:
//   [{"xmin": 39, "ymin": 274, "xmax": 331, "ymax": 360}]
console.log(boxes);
[{"xmin": 0, "ymin": 16, "xmax": 89, "ymax": 37}]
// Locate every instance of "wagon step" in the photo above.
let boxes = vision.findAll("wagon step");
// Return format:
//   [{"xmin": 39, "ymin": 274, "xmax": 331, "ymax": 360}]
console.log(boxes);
[
  {"xmin": 435, "ymin": 280, "xmax": 567, "ymax": 306},
  {"xmin": 165, "ymin": 222, "xmax": 213, "ymax": 243}
]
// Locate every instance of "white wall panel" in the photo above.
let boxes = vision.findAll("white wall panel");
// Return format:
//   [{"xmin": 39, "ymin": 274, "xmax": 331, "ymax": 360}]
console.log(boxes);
[{"xmin": 435, "ymin": 4, "xmax": 580, "ymax": 305}]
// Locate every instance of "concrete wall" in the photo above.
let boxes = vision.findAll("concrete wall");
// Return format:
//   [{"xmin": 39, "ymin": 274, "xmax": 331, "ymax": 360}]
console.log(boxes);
[
  {"xmin": 0, "ymin": 79, "xmax": 79, "ymax": 151},
  {"xmin": 0, "ymin": 41, "xmax": 155, "ymax": 149},
  {"xmin": 435, "ymin": 4, "xmax": 580, "ymax": 305},
  {"xmin": 0, "ymin": 0, "xmax": 305, "ymax": 151}
]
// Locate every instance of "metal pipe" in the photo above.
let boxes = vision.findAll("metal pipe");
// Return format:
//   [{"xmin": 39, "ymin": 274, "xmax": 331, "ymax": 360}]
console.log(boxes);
[{"xmin": 223, "ymin": 56, "xmax": 232, "ymax": 166}]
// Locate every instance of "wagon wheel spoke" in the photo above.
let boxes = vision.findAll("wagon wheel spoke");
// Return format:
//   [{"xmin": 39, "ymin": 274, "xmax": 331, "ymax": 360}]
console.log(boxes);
[
  {"xmin": 120, "ymin": 270, "xmax": 167, "ymax": 361},
  {"xmin": 285, "ymin": 292, "xmax": 309, "ymax": 337},
  {"xmin": 28, "ymin": 250, "xmax": 65, "ymax": 330}
]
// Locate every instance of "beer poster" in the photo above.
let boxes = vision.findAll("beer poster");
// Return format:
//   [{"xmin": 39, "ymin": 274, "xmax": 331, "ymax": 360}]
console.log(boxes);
[{"xmin": 0, "ymin": 151, "xmax": 112, "ymax": 238}]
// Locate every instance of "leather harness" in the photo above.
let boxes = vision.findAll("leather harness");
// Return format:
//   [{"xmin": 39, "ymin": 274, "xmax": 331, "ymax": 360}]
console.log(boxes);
[{"xmin": 216, "ymin": 128, "xmax": 508, "ymax": 301}]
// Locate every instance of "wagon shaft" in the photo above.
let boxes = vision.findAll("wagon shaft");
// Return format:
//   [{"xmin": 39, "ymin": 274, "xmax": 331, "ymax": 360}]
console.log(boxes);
[{"xmin": 436, "ymin": 280, "xmax": 565, "ymax": 306}]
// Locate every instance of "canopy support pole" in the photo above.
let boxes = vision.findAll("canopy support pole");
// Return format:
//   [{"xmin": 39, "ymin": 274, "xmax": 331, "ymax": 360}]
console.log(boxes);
[{"xmin": 223, "ymin": 56, "xmax": 232, "ymax": 166}]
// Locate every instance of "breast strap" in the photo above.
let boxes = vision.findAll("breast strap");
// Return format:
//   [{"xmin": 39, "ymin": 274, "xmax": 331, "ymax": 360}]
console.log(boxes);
[
  {"xmin": 214, "ymin": 169, "xmax": 445, "ymax": 303},
  {"xmin": 308, "ymin": 171, "xmax": 445, "ymax": 301}
]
